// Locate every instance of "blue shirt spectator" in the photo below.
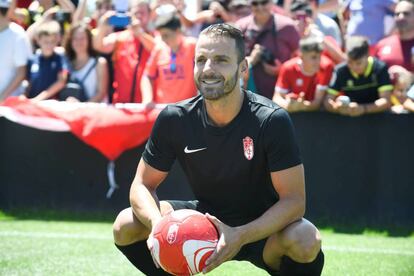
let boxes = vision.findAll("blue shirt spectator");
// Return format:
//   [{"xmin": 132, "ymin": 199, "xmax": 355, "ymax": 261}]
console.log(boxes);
[{"xmin": 27, "ymin": 51, "xmax": 69, "ymax": 98}]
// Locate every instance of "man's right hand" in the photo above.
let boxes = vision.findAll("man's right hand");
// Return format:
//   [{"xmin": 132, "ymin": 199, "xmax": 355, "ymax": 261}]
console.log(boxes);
[
  {"xmin": 147, "ymin": 229, "xmax": 161, "ymax": 269},
  {"xmin": 248, "ymin": 44, "xmax": 263, "ymax": 66}
]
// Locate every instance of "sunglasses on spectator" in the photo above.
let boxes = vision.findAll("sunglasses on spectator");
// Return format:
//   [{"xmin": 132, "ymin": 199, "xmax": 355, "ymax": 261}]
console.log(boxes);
[{"xmin": 251, "ymin": 0, "xmax": 269, "ymax": 6}]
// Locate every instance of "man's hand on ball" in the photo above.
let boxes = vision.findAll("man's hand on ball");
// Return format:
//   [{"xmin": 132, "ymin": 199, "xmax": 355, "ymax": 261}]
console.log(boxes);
[
  {"xmin": 147, "ymin": 219, "xmax": 163, "ymax": 269},
  {"xmin": 202, "ymin": 213, "xmax": 244, "ymax": 274}
]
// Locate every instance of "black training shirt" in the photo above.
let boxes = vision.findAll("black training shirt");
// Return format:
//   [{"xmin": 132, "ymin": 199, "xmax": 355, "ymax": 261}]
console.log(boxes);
[{"xmin": 143, "ymin": 90, "xmax": 302, "ymax": 226}]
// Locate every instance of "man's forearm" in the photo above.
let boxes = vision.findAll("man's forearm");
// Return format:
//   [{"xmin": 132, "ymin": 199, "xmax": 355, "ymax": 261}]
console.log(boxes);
[
  {"xmin": 365, "ymin": 97, "xmax": 391, "ymax": 114},
  {"xmin": 136, "ymin": 31, "xmax": 155, "ymax": 53},
  {"xmin": 403, "ymin": 98, "xmax": 414, "ymax": 112},
  {"xmin": 236, "ymin": 197, "xmax": 305, "ymax": 246},
  {"xmin": 34, "ymin": 80, "xmax": 66, "ymax": 101},
  {"xmin": 129, "ymin": 181, "xmax": 163, "ymax": 230},
  {"xmin": 140, "ymin": 75, "xmax": 154, "ymax": 104},
  {"xmin": 0, "ymin": 66, "xmax": 26, "ymax": 100}
]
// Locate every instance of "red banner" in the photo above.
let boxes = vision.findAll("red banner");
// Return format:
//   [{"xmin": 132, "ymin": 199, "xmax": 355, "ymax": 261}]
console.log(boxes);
[{"xmin": 0, "ymin": 97, "xmax": 163, "ymax": 160}]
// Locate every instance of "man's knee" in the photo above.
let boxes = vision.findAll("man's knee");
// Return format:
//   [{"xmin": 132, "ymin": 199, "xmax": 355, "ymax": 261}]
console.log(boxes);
[
  {"xmin": 113, "ymin": 208, "xmax": 150, "ymax": 246},
  {"xmin": 285, "ymin": 219, "xmax": 322, "ymax": 263}
]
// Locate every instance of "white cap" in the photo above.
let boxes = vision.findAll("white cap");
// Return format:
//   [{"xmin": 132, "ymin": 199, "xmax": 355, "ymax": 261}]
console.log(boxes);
[{"xmin": 155, "ymin": 4, "xmax": 176, "ymax": 16}]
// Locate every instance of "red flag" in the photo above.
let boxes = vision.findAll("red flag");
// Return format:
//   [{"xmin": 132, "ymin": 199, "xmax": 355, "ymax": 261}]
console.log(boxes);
[{"xmin": 1, "ymin": 97, "xmax": 163, "ymax": 160}]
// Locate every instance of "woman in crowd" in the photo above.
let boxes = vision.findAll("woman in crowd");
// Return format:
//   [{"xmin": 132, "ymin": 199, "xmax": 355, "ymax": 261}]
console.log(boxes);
[{"xmin": 64, "ymin": 23, "xmax": 108, "ymax": 102}]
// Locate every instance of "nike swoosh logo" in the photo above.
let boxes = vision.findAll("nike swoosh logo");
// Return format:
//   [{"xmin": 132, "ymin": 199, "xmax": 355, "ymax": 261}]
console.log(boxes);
[{"xmin": 184, "ymin": 146, "xmax": 207, "ymax": 154}]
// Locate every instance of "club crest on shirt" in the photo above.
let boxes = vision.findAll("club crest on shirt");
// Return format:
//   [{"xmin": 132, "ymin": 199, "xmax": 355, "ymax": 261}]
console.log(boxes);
[{"xmin": 243, "ymin": 136, "xmax": 254, "ymax": 160}]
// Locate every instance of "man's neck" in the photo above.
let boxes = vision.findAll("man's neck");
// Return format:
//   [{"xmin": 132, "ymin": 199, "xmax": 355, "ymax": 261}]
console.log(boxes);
[
  {"xmin": 204, "ymin": 88, "xmax": 244, "ymax": 127},
  {"xmin": 400, "ymin": 29, "xmax": 414, "ymax": 40},
  {"xmin": 171, "ymin": 35, "xmax": 183, "ymax": 53},
  {"xmin": 254, "ymin": 13, "xmax": 272, "ymax": 28}
]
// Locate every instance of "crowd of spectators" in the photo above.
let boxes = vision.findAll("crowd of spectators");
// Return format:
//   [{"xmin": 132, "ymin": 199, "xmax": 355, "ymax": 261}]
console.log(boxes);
[{"xmin": 1, "ymin": 0, "xmax": 414, "ymax": 115}]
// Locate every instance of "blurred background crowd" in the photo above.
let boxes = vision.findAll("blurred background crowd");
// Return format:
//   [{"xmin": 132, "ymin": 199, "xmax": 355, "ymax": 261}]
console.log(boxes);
[{"xmin": 1, "ymin": 0, "xmax": 414, "ymax": 116}]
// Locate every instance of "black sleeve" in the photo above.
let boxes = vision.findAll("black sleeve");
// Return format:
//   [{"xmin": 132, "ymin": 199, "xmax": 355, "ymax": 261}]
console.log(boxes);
[
  {"xmin": 328, "ymin": 64, "xmax": 345, "ymax": 95},
  {"xmin": 264, "ymin": 108, "xmax": 302, "ymax": 172},
  {"xmin": 142, "ymin": 106, "xmax": 177, "ymax": 172},
  {"xmin": 377, "ymin": 62, "xmax": 392, "ymax": 88}
]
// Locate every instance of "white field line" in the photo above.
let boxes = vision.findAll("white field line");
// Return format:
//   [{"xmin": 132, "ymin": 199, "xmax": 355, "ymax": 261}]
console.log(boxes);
[{"xmin": 1, "ymin": 230, "xmax": 414, "ymax": 256}]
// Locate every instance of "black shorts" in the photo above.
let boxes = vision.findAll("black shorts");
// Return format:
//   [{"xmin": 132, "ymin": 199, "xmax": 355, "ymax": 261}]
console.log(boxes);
[{"xmin": 166, "ymin": 200, "xmax": 276, "ymax": 274}]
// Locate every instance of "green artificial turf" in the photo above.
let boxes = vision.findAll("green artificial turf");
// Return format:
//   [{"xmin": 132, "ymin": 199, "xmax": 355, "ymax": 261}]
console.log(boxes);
[{"xmin": 0, "ymin": 211, "xmax": 413, "ymax": 275}]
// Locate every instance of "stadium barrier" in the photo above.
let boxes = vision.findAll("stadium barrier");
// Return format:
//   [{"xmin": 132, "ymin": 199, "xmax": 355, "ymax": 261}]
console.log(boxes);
[{"xmin": 1, "ymin": 111, "xmax": 413, "ymax": 226}]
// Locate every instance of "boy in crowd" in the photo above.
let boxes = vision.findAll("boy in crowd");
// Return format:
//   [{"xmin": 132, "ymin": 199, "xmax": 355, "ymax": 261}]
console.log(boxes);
[
  {"xmin": 324, "ymin": 36, "xmax": 393, "ymax": 116},
  {"xmin": 141, "ymin": 9, "xmax": 197, "ymax": 104},
  {"xmin": 26, "ymin": 20, "xmax": 68, "ymax": 100},
  {"xmin": 273, "ymin": 36, "xmax": 334, "ymax": 112}
]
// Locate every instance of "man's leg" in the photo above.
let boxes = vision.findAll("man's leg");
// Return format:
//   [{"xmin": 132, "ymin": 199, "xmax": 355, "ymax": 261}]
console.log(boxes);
[
  {"xmin": 113, "ymin": 201, "xmax": 174, "ymax": 275},
  {"xmin": 262, "ymin": 218, "xmax": 324, "ymax": 276}
]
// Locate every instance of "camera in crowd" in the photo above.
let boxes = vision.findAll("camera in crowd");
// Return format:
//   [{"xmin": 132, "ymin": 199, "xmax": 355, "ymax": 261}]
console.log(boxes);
[{"xmin": 260, "ymin": 47, "xmax": 275, "ymax": 65}]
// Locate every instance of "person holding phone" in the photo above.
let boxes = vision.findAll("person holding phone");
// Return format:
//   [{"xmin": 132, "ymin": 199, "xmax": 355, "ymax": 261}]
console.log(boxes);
[
  {"xmin": 93, "ymin": 0, "xmax": 155, "ymax": 103},
  {"xmin": 235, "ymin": 0, "xmax": 300, "ymax": 99}
]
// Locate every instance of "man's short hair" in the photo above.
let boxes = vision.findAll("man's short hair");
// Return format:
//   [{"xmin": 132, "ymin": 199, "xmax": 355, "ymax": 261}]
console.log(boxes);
[
  {"xmin": 290, "ymin": 0, "xmax": 313, "ymax": 16},
  {"xmin": 129, "ymin": 0, "xmax": 149, "ymax": 10},
  {"xmin": 200, "ymin": 23, "xmax": 245, "ymax": 63},
  {"xmin": 299, "ymin": 36, "xmax": 324, "ymax": 53},
  {"xmin": 345, "ymin": 36, "xmax": 369, "ymax": 60},
  {"xmin": 36, "ymin": 20, "xmax": 61, "ymax": 39},
  {"xmin": 154, "ymin": 12, "xmax": 181, "ymax": 30}
]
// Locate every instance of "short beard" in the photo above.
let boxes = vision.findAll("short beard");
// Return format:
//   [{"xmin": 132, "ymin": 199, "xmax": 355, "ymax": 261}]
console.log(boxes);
[{"xmin": 197, "ymin": 70, "xmax": 239, "ymax": 101}]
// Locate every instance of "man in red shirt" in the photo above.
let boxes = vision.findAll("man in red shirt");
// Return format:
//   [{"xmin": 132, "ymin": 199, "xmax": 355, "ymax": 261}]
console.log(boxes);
[
  {"xmin": 141, "ymin": 11, "xmax": 197, "ymax": 104},
  {"xmin": 93, "ymin": 0, "xmax": 155, "ymax": 103},
  {"xmin": 273, "ymin": 36, "xmax": 334, "ymax": 112},
  {"xmin": 374, "ymin": 0, "xmax": 414, "ymax": 73}
]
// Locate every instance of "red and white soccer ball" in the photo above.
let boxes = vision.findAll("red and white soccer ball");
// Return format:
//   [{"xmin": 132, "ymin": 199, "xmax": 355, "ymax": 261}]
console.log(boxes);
[{"xmin": 151, "ymin": 209, "xmax": 219, "ymax": 275}]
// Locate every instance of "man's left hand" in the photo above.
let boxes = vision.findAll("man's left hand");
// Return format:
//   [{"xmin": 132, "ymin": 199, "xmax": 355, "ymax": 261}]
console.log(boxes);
[{"xmin": 202, "ymin": 213, "xmax": 244, "ymax": 274}]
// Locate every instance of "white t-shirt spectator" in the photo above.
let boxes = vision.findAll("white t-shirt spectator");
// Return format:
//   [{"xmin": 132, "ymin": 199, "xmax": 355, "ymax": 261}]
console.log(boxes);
[
  {"xmin": 0, "ymin": 22, "xmax": 32, "ymax": 97},
  {"xmin": 315, "ymin": 13, "xmax": 342, "ymax": 47}
]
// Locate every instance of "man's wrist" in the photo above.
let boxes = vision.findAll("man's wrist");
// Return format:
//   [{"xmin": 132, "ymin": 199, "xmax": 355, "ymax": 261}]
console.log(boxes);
[{"xmin": 235, "ymin": 225, "xmax": 253, "ymax": 246}]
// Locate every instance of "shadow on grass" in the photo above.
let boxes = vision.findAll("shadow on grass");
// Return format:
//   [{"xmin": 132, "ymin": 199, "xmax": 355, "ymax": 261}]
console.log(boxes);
[
  {"xmin": 2, "ymin": 209, "xmax": 413, "ymax": 237},
  {"xmin": 312, "ymin": 216, "xmax": 414, "ymax": 237}
]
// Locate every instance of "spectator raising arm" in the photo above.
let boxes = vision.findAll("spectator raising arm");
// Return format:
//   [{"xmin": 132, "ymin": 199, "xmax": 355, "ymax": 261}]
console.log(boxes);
[
  {"xmin": 140, "ymin": 75, "xmax": 154, "ymax": 104},
  {"xmin": 93, "ymin": 11, "xmax": 117, "ymax": 53},
  {"xmin": 56, "ymin": 0, "xmax": 75, "ymax": 13},
  {"xmin": 71, "ymin": 0, "xmax": 88, "ymax": 26}
]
